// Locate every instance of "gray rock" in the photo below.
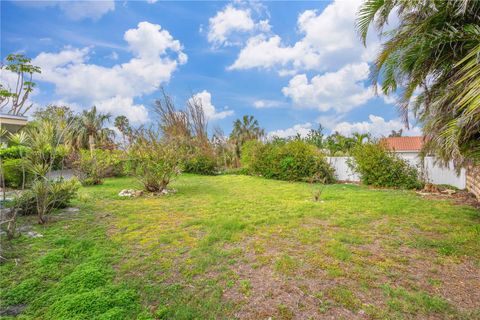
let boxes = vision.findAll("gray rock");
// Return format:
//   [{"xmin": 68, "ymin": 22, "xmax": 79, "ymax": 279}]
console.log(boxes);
[
  {"xmin": 0, "ymin": 304, "xmax": 26, "ymax": 316},
  {"xmin": 118, "ymin": 189, "xmax": 143, "ymax": 197},
  {"xmin": 26, "ymin": 231, "xmax": 43, "ymax": 238}
]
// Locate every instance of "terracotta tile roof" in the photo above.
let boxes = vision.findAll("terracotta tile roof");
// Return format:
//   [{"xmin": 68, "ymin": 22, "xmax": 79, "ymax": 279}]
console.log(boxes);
[{"xmin": 380, "ymin": 136, "xmax": 424, "ymax": 151}]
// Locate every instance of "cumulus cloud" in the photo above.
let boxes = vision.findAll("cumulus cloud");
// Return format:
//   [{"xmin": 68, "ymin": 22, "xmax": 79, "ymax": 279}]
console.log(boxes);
[
  {"xmin": 32, "ymin": 21, "xmax": 187, "ymax": 123},
  {"xmin": 207, "ymin": 4, "xmax": 271, "ymax": 47},
  {"xmin": 189, "ymin": 90, "xmax": 234, "ymax": 121},
  {"xmin": 332, "ymin": 115, "xmax": 422, "ymax": 137},
  {"xmin": 282, "ymin": 63, "xmax": 373, "ymax": 113},
  {"xmin": 207, "ymin": 5, "xmax": 255, "ymax": 46},
  {"xmin": 268, "ymin": 122, "xmax": 313, "ymax": 139},
  {"xmin": 229, "ymin": 0, "xmax": 380, "ymax": 73},
  {"xmin": 14, "ymin": 0, "xmax": 115, "ymax": 21}
]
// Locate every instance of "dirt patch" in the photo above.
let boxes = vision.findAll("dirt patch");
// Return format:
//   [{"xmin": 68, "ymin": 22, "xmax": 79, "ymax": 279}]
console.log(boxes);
[
  {"xmin": 416, "ymin": 189, "xmax": 480, "ymax": 209},
  {"xmin": 222, "ymin": 235, "xmax": 378, "ymax": 319}
]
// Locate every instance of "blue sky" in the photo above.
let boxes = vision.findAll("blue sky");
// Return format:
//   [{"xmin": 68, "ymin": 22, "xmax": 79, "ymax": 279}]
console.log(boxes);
[{"xmin": 1, "ymin": 0, "xmax": 420, "ymax": 137}]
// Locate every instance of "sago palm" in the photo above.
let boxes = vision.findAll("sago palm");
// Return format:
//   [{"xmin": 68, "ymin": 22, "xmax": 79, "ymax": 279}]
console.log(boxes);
[{"xmin": 356, "ymin": 0, "xmax": 480, "ymax": 165}]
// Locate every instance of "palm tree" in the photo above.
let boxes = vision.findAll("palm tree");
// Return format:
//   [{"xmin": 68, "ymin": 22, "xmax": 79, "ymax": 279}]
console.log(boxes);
[
  {"xmin": 352, "ymin": 132, "xmax": 369, "ymax": 146},
  {"xmin": 70, "ymin": 106, "xmax": 114, "ymax": 150},
  {"xmin": 230, "ymin": 115, "xmax": 265, "ymax": 162},
  {"xmin": 356, "ymin": 0, "xmax": 480, "ymax": 165},
  {"xmin": 114, "ymin": 115, "xmax": 132, "ymax": 147}
]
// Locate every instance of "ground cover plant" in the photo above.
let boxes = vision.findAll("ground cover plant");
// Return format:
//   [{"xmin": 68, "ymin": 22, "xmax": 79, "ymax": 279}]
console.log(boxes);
[{"xmin": 1, "ymin": 174, "xmax": 479, "ymax": 319}]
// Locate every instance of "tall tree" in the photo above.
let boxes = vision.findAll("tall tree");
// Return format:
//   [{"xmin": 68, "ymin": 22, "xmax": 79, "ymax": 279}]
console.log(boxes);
[
  {"xmin": 230, "ymin": 115, "xmax": 265, "ymax": 160},
  {"xmin": 356, "ymin": 0, "xmax": 480, "ymax": 165},
  {"xmin": 70, "ymin": 106, "xmax": 114, "ymax": 150},
  {"xmin": 0, "ymin": 54, "xmax": 41, "ymax": 115}
]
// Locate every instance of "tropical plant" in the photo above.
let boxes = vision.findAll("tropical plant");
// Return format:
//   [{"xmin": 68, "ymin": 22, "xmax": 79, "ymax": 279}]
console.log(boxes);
[
  {"xmin": 230, "ymin": 115, "xmax": 265, "ymax": 164},
  {"xmin": 23, "ymin": 119, "xmax": 77, "ymax": 223},
  {"xmin": 14, "ymin": 178, "xmax": 79, "ymax": 219},
  {"xmin": 0, "ymin": 54, "xmax": 41, "ymax": 115},
  {"xmin": 356, "ymin": 0, "xmax": 480, "ymax": 165},
  {"xmin": 70, "ymin": 106, "xmax": 114, "ymax": 150},
  {"xmin": 352, "ymin": 132, "xmax": 370, "ymax": 146},
  {"xmin": 324, "ymin": 132, "xmax": 356, "ymax": 156},
  {"xmin": 114, "ymin": 115, "xmax": 132, "ymax": 148}
]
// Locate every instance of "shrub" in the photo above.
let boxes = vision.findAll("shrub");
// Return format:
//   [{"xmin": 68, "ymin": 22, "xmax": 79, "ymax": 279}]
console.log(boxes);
[
  {"xmin": 183, "ymin": 151, "xmax": 217, "ymax": 175},
  {"xmin": 2, "ymin": 158, "xmax": 24, "ymax": 188},
  {"xmin": 14, "ymin": 178, "xmax": 80, "ymax": 218},
  {"xmin": 350, "ymin": 142, "xmax": 423, "ymax": 189},
  {"xmin": 126, "ymin": 129, "xmax": 181, "ymax": 192},
  {"xmin": 241, "ymin": 140, "xmax": 335, "ymax": 183},
  {"xmin": 74, "ymin": 150, "xmax": 124, "ymax": 186},
  {"xmin": 0, "ymin": 145, "xmax": 31, "ymax": 159}
]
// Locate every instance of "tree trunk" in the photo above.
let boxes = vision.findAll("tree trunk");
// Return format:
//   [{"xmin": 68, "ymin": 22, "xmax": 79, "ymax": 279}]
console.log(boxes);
[{"xmin": 89, "ymin": 134, "xmax": 95, "ymax": 155}]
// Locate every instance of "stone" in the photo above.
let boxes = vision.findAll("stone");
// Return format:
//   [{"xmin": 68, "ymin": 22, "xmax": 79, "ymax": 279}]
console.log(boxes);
[
  {"xmin": 26, "ymin": 231, "xmax": 43, "ymax": 238},
  {"xmin": 118, "ymin": 189, "xmax": 143, "ymax": 197}
]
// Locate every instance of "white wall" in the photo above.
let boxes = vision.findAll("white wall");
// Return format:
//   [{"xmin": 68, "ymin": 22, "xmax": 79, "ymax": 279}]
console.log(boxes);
[{"xmin": 327, "ymin": 156, "xmax": 466, "ymax": 189}]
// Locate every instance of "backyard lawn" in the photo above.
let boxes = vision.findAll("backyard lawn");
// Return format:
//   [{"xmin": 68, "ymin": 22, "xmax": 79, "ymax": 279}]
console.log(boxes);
[{"xmin": 1, "ymin": 174, "xmax": 479, "ymax": 319}]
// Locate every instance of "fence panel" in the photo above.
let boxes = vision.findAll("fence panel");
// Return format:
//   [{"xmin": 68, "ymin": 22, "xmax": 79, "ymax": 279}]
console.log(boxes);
[
  {"xmin": 327, "ymin": 157, "xmax": 360, "ymax": 182},
  {"xmin": 327, "ymin": 156, "xmax": 466, "ymax": 189}
]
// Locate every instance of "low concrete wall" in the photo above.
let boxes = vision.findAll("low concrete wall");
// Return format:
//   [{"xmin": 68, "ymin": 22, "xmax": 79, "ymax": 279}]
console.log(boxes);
[{"xmin": 327, "ymin": 156, "xmax": 466, "ymax": 189}]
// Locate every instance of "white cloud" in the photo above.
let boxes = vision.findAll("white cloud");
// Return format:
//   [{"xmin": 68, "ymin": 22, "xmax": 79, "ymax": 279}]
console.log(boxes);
[
  {"xmin": 189, "ymin": 90, "xmax": 234, "ymax": 121},
  {"xmin": 253, "ymin": 99, "xmax": 284, "ymax": 109},
  {"xmin": 95, "ymin": 96, "xmax": 149, "ymax": 123},
  {"xmin": 207, "ymin": 3, "xmax": 271, "ymax": 47},
  {"xmin": 32, "ymin": 21, "xmax": 187, "ymax": 123},
  {"xmin": 282, "ymin": 63, "xmax": 373, "ymax": 113},
  {"xmin": 268, "ymin": 122, "xmax": 313, "ymax": 139},
  {"xmin": 229, "ymin": 0, "xmax": 379, "ymax": 74},
  {"xmin": 207, "ymin": 5, "xmax": 255, "ymax": 46},
  {"xmin": 15, "ymin": 0, "xmax": 115, "ymax": 21},
  {"xmin": 333, "ymin": 115, "xmax": 422, "ymax": 137}
]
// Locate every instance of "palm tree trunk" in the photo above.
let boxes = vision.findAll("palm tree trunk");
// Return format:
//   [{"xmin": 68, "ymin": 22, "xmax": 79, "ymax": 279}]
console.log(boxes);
[{"xmin": 89, "ymin": 134, "xmax": 95, "ymax": 155}]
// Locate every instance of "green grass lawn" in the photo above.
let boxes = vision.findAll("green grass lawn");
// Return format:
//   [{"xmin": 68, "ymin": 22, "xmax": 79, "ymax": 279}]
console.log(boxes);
[{"xmin": 1, "ymin": 174, "xmax": 479, "ymax": 319}]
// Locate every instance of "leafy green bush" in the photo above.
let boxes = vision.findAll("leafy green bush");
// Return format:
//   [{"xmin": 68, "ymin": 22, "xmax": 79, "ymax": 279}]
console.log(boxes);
[
  {"xmin": 350, "ymin": 142, "xmax": 423, "ymax": 189},
  {"xmin": 241, "ymin": 140, "xmax": 335, "ymax": 182},
  {"xmin": 183, "ymin": 152, "xmax": 217, "ymax": 175},
  {"xmin": 126, "ymin": 129, "xmax": 181, "ymax": 192},
  {"xmin": 14, "ymin": 178, "xmax": 80, "ymax": 216},
  {"xmin": 74, "ymin": 150, "xmax": 124, "ymax": 186},
  {"xmin": 2, "ymin": 158, "xmax": 32, "ymax": 188},
  {"xmin": 2, "ymin": 158, "xmax": 23, "ymax": 188},
  {"xmin": 0, "ymin": 145, "xmax": 31, "ymax": 159}
]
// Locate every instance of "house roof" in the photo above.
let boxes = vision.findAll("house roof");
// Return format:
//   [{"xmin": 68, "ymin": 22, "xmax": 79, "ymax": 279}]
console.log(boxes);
[
  {"xmin": 381, "ymin": 136, "xmax": 424, "ymax": 152},
  {"xmin": 0, "ymin": 113, "xmax": 28, "ymax": 125}
]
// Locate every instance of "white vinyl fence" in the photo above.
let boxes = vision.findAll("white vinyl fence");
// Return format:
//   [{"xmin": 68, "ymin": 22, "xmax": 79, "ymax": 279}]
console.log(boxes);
[{"xmin": 327, "ymin": 156, "xmax": 466, "ymax": 189}]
